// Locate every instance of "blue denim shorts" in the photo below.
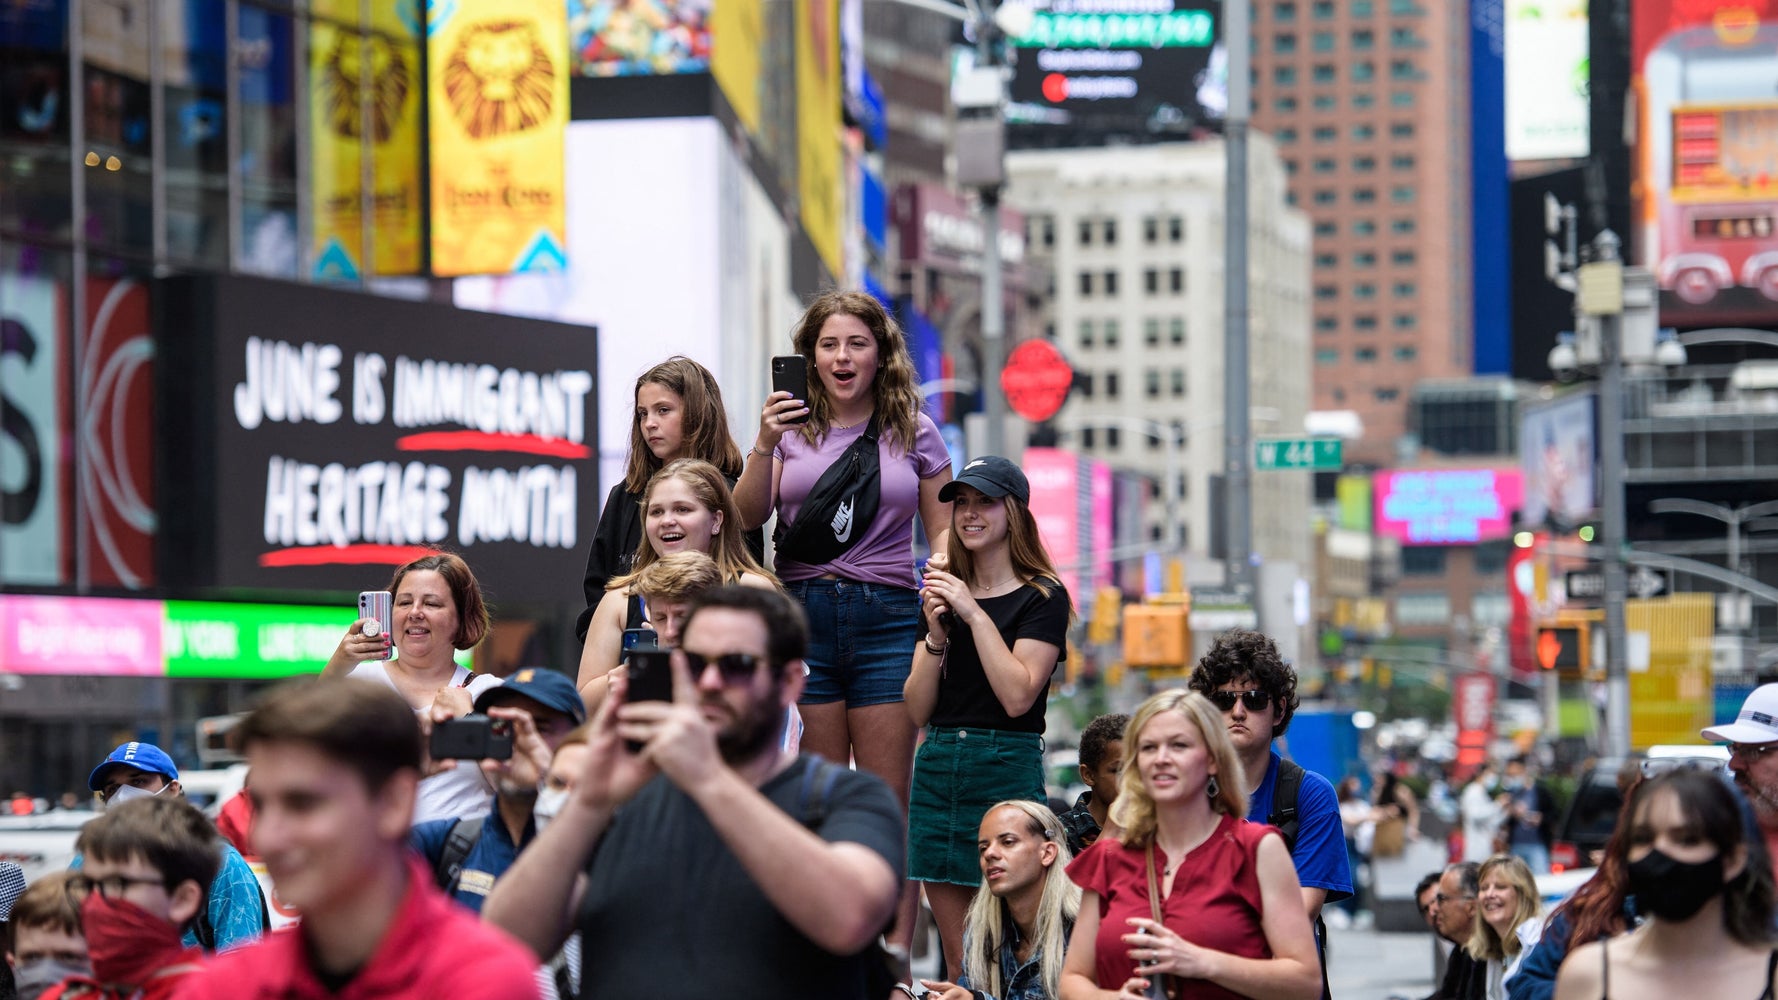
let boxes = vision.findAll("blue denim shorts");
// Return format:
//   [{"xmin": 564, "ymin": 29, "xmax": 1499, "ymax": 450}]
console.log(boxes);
[
  {"xmin": 784, "ymin": 578, "xmax": 921, "ymax": 708},
  {"xmin": 908, "ymin": 726, "xmax": 1047, "ymax": 885}
]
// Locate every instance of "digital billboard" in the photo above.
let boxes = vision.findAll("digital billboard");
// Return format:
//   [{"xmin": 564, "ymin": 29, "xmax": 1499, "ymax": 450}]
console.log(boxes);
[
  {"xmin": 1520, "ymin": 390, "xmax": 1596, "ymax": 529},
  {"xmin": 158, "ymin": 273, "xmax": 598, "ymax": 604},
  {"xmin": 1005, "ymin": 1, "xmax": 1224, "ymax": 140},
  {"xmin": 571, "ymin": 0, "xmax": 711, "ymax": 77},
  {"xmin": 1633, "ymin": 2, "xmax": 1778, "ymax": 324},
  {"xmin": 0, "ymin": 272, "xmax": 66, "ymax": 585},
  {"xmin": 427, "ymin": 0, "xmax": 569, "ymax": 276},
  {"xmin": 1374, "ymin": 468, "xmax": 1525, "ymax": 545},
  {"xmin": 1504, "ymin": 0, "xmax": 1589, "ymax": 161},
  {"xmin": 796, "ymin": 0, "xmax": 843, "ymax": 279}
]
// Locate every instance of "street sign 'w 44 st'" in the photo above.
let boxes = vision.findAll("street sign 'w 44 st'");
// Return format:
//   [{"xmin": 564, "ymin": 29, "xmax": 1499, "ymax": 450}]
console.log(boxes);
[{"xmin": 1255, "ymin": 437, "xmax": 1342, "ymax": 471}]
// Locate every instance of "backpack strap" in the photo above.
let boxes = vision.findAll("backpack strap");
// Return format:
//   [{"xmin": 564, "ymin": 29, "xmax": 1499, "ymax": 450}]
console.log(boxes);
[
  {"xmin": 193, "ymin": 905, "xmax": 217, "ymax": 952},
  {"xmin": 434, "ymin": 816, "xmax": 483, "ymax": 894},
  {"xmin": 797, "ymin": 756, "xmax": 844, "ymax": 828},
  {"xmin": 1267, "ymin": 757, "xmax": 1305, "ymax": 854}
]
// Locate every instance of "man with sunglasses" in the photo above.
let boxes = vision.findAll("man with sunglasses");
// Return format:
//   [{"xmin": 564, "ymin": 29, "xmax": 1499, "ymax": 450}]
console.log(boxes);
[
  {"xmin": 1190, "ymin": 629, "xmax": 1352, "ymax": 994},
  {"xmin": 485, "ymin": 585, "xmax": 905, "ymax": 1000},
  {"xmin": 1703, "ymin": 682, "xmax": 1778, "ymax": 861}
]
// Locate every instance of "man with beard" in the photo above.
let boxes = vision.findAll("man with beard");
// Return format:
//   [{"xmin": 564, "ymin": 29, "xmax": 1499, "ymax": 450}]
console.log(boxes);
[
  {"xmin": 1703, "ymin": 683, "xmax": 1778, "ymax": 860},
  {"xmin": 485, "ymin": 586, "xmax": 904, "ymax": 1000},
  {"xmin": 409, "ymin": 669, "xmax": 586, "ymax": 913}
]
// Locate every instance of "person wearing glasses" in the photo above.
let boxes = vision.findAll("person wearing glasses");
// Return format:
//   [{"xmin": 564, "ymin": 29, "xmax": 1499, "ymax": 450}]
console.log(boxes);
[
  {"xmin": 485, "ymin": 585, "xmax": 906, "ymax": 1000},
  {"xmin": 1704, "ymin": 682, "xmax": 1778, "ymax": 862},
  {"xmin": 36, "ymin": 797, "xmax": 218, "ymax": 1000},
  {"xmin": 1428, "ymin": 861, "xmax": 1487, "ymax": 1000},
  {"xmin": 1188, "ymin": 628, "xmax": 1352, "ymax": 995}
]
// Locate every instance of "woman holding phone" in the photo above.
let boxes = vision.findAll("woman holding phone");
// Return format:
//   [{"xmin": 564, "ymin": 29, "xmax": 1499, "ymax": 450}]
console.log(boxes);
[
  {"xmin": 577, "ymin": 459, "xmax": 778, "ymax": 707},
  {"xmin": 903, "ymin": 456, "xmax": 1072, "ymax": 979},
  {"xmin": 573, "ymin": 356, "xmax": 760, "ymax": 643},
  {"xmin": 323, "ymin": 551, "xmax": 500, "ymax": 822},
  {"xmin": 734, "ymin": 291, "xmax": 952, "ymax": 962}
]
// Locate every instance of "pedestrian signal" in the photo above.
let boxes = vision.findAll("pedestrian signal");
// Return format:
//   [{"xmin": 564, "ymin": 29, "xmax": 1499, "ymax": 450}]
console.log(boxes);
[{"xmin": 1536, "ymin": 627, "xmax": 1583, "ymax": 671}]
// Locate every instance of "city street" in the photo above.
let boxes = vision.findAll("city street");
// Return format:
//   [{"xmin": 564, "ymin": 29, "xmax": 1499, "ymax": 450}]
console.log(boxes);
[{"xmin": 1327, "ymin": 922, "xmax": 1439, "ymax": 1000}]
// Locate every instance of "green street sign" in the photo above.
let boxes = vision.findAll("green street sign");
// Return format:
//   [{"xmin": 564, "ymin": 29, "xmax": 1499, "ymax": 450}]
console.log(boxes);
[{"xmin": 1255, "ymin": 437, "xmax": 1342, "ymax": 471}]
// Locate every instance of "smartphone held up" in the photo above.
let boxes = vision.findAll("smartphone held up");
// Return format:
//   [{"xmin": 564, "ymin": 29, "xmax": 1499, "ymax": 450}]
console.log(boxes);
[
  {"xmin": 429, "ymin": 714, "xmax": 514, "ymax": 761},
  {"xmin": 771, "ymin": 355, "xmax": 809, "ymax": 425},
  {"xmin": 358, "ymin": 591, "xmax": 394, "ymax": 659}
]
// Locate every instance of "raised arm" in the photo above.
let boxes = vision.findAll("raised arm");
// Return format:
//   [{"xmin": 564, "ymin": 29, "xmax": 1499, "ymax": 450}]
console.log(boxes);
[
  {"xmin": 322, "ymin": 619, "xmax": 386, "ymax": 678},
  {"xmin": 734, "ymin": 390, "xmax": 804, "ymax": 531},
  {"xmin": 576, "ymin": 588, "xmax": 630, "ymax": 698}
]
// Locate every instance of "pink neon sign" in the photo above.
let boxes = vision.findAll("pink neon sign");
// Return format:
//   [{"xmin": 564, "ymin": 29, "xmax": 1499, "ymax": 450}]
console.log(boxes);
[{"xmin": 0, "ymin": 595, "xmax": 164, "ymax": 675}]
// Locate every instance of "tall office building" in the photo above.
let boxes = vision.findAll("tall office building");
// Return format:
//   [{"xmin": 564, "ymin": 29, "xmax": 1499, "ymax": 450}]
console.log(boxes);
[
  {"xmin": 1250, "ymin": 0, "xmax": 1473, "ymax": 466},
  {"xmin": 1005, "ymin": 138, "xmax": 1313, "ymax": 586}
]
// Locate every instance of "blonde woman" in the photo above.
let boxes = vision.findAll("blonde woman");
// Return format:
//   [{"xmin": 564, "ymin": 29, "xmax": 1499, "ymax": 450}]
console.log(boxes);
[
  {"xmin": 1469, "ymin": 854, "xmax": 1544, "ymax": 999},
  {"xmin": 1059, "ymin": 690, "xmax": 1321, "ymax": 1000},
  {"xmin": 577, "ymin": 459, "xmax": 778, "ymax": 705},
  {"xmin": 923, "ymin": 800, "xmax": 1081, "ymax": 1000}
]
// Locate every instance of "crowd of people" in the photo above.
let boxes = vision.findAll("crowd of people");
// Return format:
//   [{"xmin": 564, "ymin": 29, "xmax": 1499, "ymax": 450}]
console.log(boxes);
[{"xmin": 3, "ymin": 288, "xmax": 1773, "ymax": 1000}]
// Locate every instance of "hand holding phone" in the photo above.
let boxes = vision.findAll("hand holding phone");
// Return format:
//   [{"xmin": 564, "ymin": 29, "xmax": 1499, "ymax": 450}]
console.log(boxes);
[
  {"xmin": 429, "ymin": 714, "xmax": 514, "ymax": 761},
  {"xmin": 622, "ymin": 646, "xmax": 674, "ymax": 753},
  {"xmin": 771, "ymin": 355, "xmax": 809, "ymax": 425},
  {"xmin": 357, "ymin": 591, "xmax": 394, "ymax": 660}
]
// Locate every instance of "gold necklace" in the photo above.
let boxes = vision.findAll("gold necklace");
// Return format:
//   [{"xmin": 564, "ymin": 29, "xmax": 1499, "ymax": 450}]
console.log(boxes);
[{"xmin": 975, "ymin": 574, "xmax": 1018, "ymax": 593}]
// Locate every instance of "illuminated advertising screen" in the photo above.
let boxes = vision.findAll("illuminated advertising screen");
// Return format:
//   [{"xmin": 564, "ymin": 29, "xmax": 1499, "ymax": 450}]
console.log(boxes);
[
  {"xmin": 1005, "ymin": 1, "xmax": 1224, "ymax": 139},
  {"xmin": 1373, "ymin": 469, "xmax": 1525, "ymax": 545},
  {"xmin": 1504, "ymin": 0, "xmax": 1589, "ymax": 161},
  {"xmin": 428, "ymin": 0, "xmax": 569, "ymax": 276},
  {"xmin": 1633, "ymin": 2, "xmax": 1778, "ymax": 324},
  {"xmin": 1520, "ymin": 390, "xmax": 1596, "ymax": 529},
  {"xmin": 570, "ymin": 0, "xmax": 712, "ymax": 77},
  {"xmin": 0, "ymin": 272, "xmax": 66, "ymax": 586},
  {"xmin": 158, "ymin": 273, "xmax": 598, "ymax": 604}
]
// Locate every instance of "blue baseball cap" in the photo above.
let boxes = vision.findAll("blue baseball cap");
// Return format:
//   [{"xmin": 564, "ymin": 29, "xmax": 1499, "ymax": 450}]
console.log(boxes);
[
  {"xmin": 89, "ymin": 741, "xmax": 180, "ymax": 791},
  {"xmin": 474, "ymin": 668, "xmax": 588, "ymax": 726}
]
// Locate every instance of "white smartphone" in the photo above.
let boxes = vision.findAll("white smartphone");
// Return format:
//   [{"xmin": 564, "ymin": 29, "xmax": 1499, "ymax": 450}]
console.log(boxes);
[{"xmin": 357, "ymin": 591, "xmax": 394, "ymax": 659}]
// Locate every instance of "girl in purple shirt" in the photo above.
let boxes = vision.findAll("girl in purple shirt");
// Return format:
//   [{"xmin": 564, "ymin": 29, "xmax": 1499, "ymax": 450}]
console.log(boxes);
[{"xmin": 733, "ymin": 290, "xmax": 953, "ymax": 954}]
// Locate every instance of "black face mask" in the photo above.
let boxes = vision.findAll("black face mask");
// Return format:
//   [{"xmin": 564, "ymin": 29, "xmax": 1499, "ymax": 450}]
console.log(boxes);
[{"xmin": 1628, "ymin": 847, "xmax": 1725, "ymax": 922}]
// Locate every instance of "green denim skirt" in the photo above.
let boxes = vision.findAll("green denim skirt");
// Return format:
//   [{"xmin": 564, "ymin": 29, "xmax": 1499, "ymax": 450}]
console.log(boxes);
[{"xmin": 907, "ymin": 725, "xmax": 1047, "ymax": 886}]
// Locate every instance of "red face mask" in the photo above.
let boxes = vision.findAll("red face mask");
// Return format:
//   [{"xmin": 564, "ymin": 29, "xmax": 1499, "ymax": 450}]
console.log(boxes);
[{"xmin": 80, "ymin": 891, "xmax": 188, "ymax": 986}]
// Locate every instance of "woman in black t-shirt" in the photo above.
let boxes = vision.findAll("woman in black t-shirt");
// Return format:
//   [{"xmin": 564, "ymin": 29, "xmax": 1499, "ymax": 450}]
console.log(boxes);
[{"xmin": 904, "ymin": 455, "xmax": 1073, "ymax": 982}]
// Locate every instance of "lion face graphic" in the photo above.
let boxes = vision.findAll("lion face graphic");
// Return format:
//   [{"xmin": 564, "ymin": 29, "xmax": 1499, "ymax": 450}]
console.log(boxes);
[
  {"xmin": 320, "ymin": 31, "xmax": 412, "ymax": 143},
  {"xmin": 443, "ymin": 21, "xmax": 556, "ymax": 139}
]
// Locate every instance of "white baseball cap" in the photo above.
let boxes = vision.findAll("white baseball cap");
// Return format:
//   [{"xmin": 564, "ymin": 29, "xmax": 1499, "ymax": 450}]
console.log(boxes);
[{"xmin": 1702, "ymin": 683, "xmax": 1778, "ymax": 744}]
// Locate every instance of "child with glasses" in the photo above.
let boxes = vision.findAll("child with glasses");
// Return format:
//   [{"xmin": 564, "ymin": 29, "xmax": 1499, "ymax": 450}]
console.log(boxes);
[{"xmin": 39, "ymin": 797, "xmax": 217, "ymax": 1000}]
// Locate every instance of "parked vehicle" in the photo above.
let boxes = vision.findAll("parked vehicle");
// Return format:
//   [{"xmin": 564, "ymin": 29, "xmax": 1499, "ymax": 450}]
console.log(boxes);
[{"xmin": 1550, "ymin": 745, "xmax": 1728, "ymax": 871}]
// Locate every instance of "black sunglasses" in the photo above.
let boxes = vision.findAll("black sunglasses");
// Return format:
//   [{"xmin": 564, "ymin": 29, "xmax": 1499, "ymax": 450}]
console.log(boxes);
[
  {"xmin": 1207, "ymin": 689, "xmax": 1273, "ymax": 714},
  {"xmin": 682, "ymin": 651, "xmax": 766, "ymax": 684}
]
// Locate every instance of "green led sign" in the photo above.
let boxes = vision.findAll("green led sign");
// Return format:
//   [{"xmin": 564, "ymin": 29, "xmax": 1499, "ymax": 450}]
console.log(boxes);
[
  {"xmin": 163, "ymin": 600, "xmax": 469, "ymax": 679},
  {"xmin": 1010, "ymin": 11, "xmax": 1216, "ymax": 49}
]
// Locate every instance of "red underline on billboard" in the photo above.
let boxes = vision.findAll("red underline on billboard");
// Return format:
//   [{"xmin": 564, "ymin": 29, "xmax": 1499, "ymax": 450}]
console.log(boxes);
[
  {"xmin": 394, "ymin": 431, "xmax": 592, "ymax": 459},
  {"xmin": 258, "ymin": 544, "xmax": 438, "ymax": 568}
]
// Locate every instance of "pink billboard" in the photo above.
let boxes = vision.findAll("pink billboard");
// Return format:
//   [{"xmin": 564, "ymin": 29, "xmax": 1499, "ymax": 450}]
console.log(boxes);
[
  {"xmin": 1373, "ymin": 468, "xmax": 1525, "ymax": 545},
  {"xmin": 1090, "ymin": 459, "xmax": 1114, "ymax": 593},
  {"xmin": 1024, "ymin": 447, "xmax": 1081, "ymax": 600},
  {"xmin": 0, "ymin": 594, "xmax": 163, "ymax": 675}
]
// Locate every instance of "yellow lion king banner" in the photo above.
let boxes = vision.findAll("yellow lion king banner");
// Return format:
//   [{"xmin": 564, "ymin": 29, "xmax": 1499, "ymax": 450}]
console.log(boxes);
[{"xmin": 426, "ymin": 0, "xmax": 569, "ymax": 276}]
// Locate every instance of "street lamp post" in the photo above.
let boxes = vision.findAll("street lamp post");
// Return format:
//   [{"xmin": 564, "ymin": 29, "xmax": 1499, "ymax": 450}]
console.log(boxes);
[{"xmin": 1549, "ymin": 229, "xmax": 1679, "ymax": 758}]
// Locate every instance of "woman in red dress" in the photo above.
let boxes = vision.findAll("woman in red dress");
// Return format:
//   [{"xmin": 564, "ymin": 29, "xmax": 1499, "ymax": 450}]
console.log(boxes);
[{"xmin": 1059, "ymin": 689, "xmax": 1322, "ymax": 1000}]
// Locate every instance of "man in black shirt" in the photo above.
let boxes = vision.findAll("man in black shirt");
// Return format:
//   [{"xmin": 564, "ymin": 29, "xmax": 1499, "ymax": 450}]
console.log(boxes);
[
  {"xmin": 1428, "ymin": 862, "xmax": 1486, "ymax": 1000},
  {"xmin": 485, "ymin": 585, "xmax": 904, "ymax": 1000}
]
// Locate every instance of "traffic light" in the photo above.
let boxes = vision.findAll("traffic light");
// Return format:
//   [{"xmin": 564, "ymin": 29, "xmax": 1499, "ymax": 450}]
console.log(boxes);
[
  {"xmin": 1536, "ymin": 626, "xmax": 1585, "ymax": 672},
  {"xmin": 1087, "ymin": 587, "xmax": 1123, "ymax": 645},
  {"xmin": 1123, "ymin": 605, "xmax": 1189, "ymax": 671}
]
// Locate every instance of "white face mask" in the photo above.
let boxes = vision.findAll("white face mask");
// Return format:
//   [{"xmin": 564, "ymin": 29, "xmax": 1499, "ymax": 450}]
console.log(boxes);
[
  {"xmin": 534, "ymin": 786, "xmax": 571, "ymax": 833},
  {"xmin": 106, "ymin": 782, "xmax": 169, "ymax": 808}
]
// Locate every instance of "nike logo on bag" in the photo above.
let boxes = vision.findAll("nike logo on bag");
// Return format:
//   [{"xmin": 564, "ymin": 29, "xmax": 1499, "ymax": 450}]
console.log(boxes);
[{"xmin": 831, "ymin": 498, "xmax": 855, "ymax": 542}]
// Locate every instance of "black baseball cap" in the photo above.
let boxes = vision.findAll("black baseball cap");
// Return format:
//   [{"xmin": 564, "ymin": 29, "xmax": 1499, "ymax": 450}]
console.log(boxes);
[{"xmin": 938, "ymin": 456, "xmax": 1030, "ymax": 505}]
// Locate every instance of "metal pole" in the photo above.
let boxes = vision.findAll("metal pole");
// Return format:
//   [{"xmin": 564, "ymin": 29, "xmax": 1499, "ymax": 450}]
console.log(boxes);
[
  {"xmin": 1729, "ymin": 515, "xmax": 1742, "ymax": 578},
  {"xmin": 1222, "ymin": 0, "xmax": 1253, "ymax": 593},
  {"xmin": 982, "ymin": 188, "xmax": 1005, "ymax": 457},
  {"xmin": 1595, "ymin": 232, "xmax": 1631, "ymax": 758},
  {"xmin": 1166, "ymin": 424, "xmax": 1182, "ymax": 554}
]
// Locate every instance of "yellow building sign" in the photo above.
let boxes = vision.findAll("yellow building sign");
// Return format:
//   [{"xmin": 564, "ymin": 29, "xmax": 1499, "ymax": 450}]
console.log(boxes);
[
  {"xmin": 427, "ymin": 0, "xmax": 569, "ymax": 276},
  {"xmin": 795, "ymin": 0, "xmax": 842, "ymax": 280}
]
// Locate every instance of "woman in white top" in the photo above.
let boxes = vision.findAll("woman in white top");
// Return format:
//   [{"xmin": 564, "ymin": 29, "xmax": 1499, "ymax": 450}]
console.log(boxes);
[
  {"xmin": 324, "ymin": 552, "xmax": 500, "ymax": 823},
  {"xmin": 1469, "ymin": 853, "xmax": 1544, "ymax": 1000}
]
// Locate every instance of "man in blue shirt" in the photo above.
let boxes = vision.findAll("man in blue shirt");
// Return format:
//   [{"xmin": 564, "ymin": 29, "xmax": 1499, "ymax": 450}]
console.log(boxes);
[
  {"xmin": 1191, "ymin": 629, "xmax": 1352, "ymax": 997},
  {"xmin": 85, "ymin": 742, "xmax": 267, "ymax": 952},
  {"xmin": 409, "ymin": 668, "xmax": 586, "ymax": 913}
]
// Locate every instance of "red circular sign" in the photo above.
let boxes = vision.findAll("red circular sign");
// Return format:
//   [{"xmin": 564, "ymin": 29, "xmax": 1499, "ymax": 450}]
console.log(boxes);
[{"xmin": 1000, "ymin": 339, "xmax": 1075, "ymax": 422}]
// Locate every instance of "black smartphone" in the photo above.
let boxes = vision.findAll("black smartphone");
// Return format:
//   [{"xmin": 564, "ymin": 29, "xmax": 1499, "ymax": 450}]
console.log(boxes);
[
  {"xmin": 771, "ymin": 355, "xmax": 809, "ymax": 424},
  {"xmin": 623, "ymin": 646, "xmax": 674, "ymax": 753},
  {"xmin": 429, "ymin": 715, "xmax": 514, "ymax": 761},
  {"xmin": 621, "ymin": 626, "xmax": 658, "ymax": 652}
]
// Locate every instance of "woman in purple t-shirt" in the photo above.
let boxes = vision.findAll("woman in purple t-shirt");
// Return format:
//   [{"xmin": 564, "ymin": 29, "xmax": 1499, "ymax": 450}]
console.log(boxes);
[{"xmin": 734, "ymin": 290, "xmax": 953, "ymax": 941}]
